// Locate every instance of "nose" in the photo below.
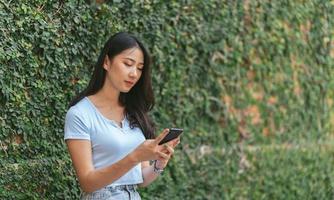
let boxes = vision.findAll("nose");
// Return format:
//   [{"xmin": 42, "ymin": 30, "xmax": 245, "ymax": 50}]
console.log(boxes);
[{"xmin": 129, "ymin": 67, "xmax": 138, "ymax": 78}]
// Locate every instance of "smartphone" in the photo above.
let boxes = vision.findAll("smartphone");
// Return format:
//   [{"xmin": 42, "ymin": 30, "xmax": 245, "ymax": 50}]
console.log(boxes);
[{"xmin": 159, "ymin": 128, "xmax": 183, "ymax": 145}]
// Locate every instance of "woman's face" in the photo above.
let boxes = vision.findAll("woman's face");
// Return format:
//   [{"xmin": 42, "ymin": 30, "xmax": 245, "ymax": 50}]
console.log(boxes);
[{"xmin": 104, "ymin": 47, "xmax": 144, "ymax": 93}]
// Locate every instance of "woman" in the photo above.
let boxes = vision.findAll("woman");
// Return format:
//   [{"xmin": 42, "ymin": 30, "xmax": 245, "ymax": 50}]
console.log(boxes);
[{"xmin": 64, "ymin": 32, "xmax": 180, "ymax": 199}]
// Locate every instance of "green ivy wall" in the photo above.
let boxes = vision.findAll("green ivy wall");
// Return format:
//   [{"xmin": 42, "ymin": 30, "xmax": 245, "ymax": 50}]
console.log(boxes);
[{"xmin": 0, "ymin": 0, "xmax": 333, "ymax": 199}]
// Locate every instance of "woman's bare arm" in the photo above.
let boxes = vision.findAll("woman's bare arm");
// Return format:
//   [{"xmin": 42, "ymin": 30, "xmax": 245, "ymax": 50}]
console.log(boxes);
[
  {"xmin": 138, "ymin": 161, "xmax": 159, "ymax": 187},
  {"xmin": 66, "ymin": 129, "xmax": 170, "ymax": 193},
  {"xmin": 66, "ymin": 140, "xmax": 139, "ymax": 193},
  {"xmin": 139, "ymin": 138, "xmax": 179, "ymax": 187}
]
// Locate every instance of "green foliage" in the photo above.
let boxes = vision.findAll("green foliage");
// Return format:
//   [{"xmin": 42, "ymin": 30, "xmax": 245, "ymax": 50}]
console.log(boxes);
[
  {"xmin": 0, "ymin": 0, "xmax": 333, "ymax": 199},
  {"xmin": 141, "ymin": 143, "xmax": 334, "ymax": 200}
]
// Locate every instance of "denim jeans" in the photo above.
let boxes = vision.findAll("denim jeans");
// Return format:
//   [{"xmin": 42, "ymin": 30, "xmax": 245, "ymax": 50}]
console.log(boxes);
[{"xmin": 81, "ymin": 184, "xmax": 141, "ymax": 200}]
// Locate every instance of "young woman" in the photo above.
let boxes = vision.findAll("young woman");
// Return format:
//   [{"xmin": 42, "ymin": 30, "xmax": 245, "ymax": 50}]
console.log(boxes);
[{"xmin": 64, "ymin": 32, "xmax": 180, "ymax": 199}]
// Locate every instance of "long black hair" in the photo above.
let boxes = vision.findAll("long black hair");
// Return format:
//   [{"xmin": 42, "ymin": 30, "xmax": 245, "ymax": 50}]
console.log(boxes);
[{"xmin": 69, "ymin": 32, "xmax": 155, "ymax": 139}]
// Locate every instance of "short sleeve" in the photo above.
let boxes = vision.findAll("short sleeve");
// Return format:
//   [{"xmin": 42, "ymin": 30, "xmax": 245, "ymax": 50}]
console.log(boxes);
[{"xmin": 64, "ymin": 107, "xmax": 90, "ymax": 140}]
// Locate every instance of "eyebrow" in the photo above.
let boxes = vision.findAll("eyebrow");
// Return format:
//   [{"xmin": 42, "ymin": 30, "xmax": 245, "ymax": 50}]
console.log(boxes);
[{"xmin": 124, "ymin": 57, "xmax": 144, "ymax": 65}]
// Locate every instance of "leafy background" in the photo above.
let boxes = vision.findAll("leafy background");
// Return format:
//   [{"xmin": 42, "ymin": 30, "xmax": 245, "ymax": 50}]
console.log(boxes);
[{"xmin": 0, "ymin": 0, "xmax": 333, "ymax": 199}]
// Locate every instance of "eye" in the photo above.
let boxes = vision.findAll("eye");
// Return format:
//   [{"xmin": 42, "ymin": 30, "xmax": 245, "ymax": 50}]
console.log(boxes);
[
  {"xmin": 124, "ymin": 62, "xmax": 132, "ymax": 67},
  {"xmin": 137, "ymin": 67, "xmax": 144, "ymax": 71}
]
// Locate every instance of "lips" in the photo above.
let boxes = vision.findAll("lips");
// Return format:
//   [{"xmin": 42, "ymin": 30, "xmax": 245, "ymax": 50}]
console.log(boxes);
[{"xmin": 125, "ymin": 81, "xmax": 135, "ymax": 86}]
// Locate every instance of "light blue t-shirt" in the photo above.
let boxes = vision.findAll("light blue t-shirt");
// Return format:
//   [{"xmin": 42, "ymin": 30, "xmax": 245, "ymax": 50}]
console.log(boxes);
[{"xmin": 64, "ymin": 97, "xmax": 146, "ymax": 186}]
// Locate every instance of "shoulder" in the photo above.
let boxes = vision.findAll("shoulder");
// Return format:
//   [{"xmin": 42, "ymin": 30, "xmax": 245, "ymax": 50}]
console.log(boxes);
[
  {"xmin": 68, "ymin": 96, "xmax": 93, "ymax": 113},
  {"xmin": 65, "ymin": 97, "xmax": 93, "ymax": 125},
  {"xmin": 64, "ymin": 97, "xmax": 93, "ymax": 140},
  {"xmin": 66, "ymin": 98, "xmax": 84, "ymax": 115}
]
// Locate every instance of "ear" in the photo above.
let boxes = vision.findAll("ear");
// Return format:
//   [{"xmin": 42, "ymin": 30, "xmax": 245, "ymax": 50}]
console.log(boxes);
[{"xmin": 103, "ymin": 55, "xmax": 111, "ymax": 71}]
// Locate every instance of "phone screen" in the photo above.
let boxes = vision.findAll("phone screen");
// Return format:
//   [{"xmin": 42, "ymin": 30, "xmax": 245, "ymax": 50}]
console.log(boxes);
[{"xmin": 159, "ymin": 128, "xmax": 183, "ymax": 145}]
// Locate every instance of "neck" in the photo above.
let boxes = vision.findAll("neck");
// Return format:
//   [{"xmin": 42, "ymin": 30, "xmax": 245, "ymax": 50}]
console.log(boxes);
[{"xmin": 94, "ymin": 83, "xmax": 121, "ymax": 109}]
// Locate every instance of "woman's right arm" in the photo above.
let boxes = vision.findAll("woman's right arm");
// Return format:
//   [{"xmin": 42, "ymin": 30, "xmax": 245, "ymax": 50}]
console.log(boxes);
[
  {"xmin": 66, "ymin": 129, "xmax": 170, "ymax": 193},
  {"xmin": 66, "ymin": 139, "xmax": 138, "ymax": 193}
]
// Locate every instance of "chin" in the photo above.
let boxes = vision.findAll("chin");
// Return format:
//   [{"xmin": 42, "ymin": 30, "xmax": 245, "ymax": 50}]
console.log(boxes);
[{"xmin": 120, "ymin": 88, "xmax": 132, "ymax": 93}]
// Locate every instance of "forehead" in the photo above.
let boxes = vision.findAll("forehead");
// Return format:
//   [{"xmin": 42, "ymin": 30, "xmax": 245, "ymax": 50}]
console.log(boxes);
[{"xmin": 119, "ymin": 47, "xmax": 144, "ymax": 62}]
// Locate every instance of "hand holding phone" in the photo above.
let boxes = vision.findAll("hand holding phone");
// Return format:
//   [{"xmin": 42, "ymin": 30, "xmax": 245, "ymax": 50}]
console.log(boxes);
[{"xmin": 158, "ymin": 128, "xmax": 183, "ymax": 145}]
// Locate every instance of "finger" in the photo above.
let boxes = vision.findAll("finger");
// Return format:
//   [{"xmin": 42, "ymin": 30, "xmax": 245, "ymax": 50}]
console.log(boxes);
[
  {"xmin": 160, "ymin": 149, "xmax": 169, "ymax": 155},
  {"xmin": 154, "ymin": 128, "xmax": 169, "ymax": 144},
  {"xmin": 176, "ymin": 137, "xmax": 181, "ymax": 144},
  {"xmin": 164, "ymin": 144, "xmax": 175, "ymax": 154},
  {"xmin": 157, "ymin": 151, "xmax": 170, "ymax": 160},
  {"xmin": 169, "ymin": 137, "xmax": 180, "ymax": 147},
  {"xmin": 174, "ymin": 140, "xmax": 180, "ymax": 148}
]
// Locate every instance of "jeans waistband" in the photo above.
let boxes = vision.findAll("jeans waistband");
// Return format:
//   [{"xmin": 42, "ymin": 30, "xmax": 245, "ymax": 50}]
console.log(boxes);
[{"xmin": 105, "ymin": 184, "xmax": 138, "ymax": 191}]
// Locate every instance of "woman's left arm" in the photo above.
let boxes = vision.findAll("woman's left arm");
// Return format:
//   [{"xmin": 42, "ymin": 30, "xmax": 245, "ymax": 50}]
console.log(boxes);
[{"xmin": 138, "ymin": 138, "xmax": 180, "ymax": 187}]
